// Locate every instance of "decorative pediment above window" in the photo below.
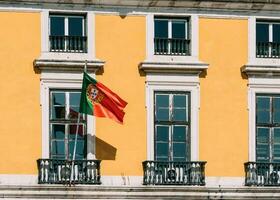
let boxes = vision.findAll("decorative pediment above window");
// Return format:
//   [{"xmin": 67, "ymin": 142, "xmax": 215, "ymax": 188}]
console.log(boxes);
[
  {"xmin": 139, "ymin": 60, "xmax": 208, "ymax": 75},
  {"xmin": 242, "ymin": 64, "xmax": 280, "ymax": 77},
  {"xmin": 34, "ymin": 58, "xmax": 105, "ymax": 73}
]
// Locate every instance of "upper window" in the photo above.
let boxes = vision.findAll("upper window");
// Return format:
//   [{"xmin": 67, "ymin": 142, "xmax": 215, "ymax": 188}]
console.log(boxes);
[
  {"xmin": 256, "ymin": 94, "xmax": 280, "ymax": 162},
  {"xmin": 50, "ymin": 90, "xmax": 86, "ymax": 160},
  {"xmin": 154, "ymin": 92, "xmax": 190, "ymax": 161},
  {"xmin": 49, "ymin": 14, "xmax": 87, "ymax": 53},
  {"xmin": 256, "ymin": 21, "xmax": 280, "ymax": 58},
  {"xmin": 154, "ymin": 17, "xmax": 190, "ymax": 56}
]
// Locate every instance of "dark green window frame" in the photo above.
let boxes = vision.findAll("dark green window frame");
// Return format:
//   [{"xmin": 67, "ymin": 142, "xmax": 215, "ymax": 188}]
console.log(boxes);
[
  {"xmin": 49, "ymin": 90, "xmax": 87, "ymax": 160},
  {"xmin": 154, "ymin": 91, "xmax": 191, "ymax": 161}
]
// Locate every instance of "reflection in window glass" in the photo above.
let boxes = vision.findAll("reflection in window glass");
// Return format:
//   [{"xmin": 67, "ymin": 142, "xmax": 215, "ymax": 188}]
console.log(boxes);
[{"xmin": 50, "ymin": 90, "xmax": 86, "ymax": 160}]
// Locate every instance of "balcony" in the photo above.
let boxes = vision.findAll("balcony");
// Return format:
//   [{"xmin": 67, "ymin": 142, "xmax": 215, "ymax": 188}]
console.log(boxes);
[
  {"xmin": 256, "ymin": 42, "xmax": 280, "ymax": 58},
  {"xmin": 245, "ymin": 162, "xmax": 280, "ymax": 186},
  {"xmin": 154, "ymin": 38, "xmax": 190, "ymax": 56},
  {"xmin": 49, "ymin": 35, "xmax": 87, "ymax": 53},
  {"xmin": 37, "ymin": 159, "xmax": 101, "ymax": 184},
  {"xmin": 142, "ymin": 160, "xmax": 206, "ymax": 185}
]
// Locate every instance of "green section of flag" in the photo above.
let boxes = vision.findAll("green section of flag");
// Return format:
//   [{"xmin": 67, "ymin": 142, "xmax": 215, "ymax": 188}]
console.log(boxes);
[{"xmin": 79, "ymin": 72, "xmax": 98, "ymax": 115}]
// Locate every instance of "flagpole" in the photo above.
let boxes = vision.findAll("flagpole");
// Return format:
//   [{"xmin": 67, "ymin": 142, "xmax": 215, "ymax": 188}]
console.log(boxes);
[{"xmin": 70, "ymin": 61, "xmax": 87, "ymax": 185}]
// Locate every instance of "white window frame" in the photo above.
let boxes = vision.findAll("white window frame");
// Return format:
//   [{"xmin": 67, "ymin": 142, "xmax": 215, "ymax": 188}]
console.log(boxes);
[
  {"xmin": 154, "ymin": 17, "xmax": 190, "ymax": 55},
  {"xmin": 146, "ymin": 14, "xmax": 199, "ymax": 63},
  {"xmin": 146, "ymin": 74, "xmax": 200, "ymax": 161},
  {"xmin": 40, "ymin": 72, "xmax": 95, "ymax": 160},
  {"xmin": 248, "ymin": 16, "xmax": 280, "ymax": 66},
  {"xmin": 40, "ymin": 10, "xmax": 95, "ymax": 61},
  {"xmin": 248, "ymin": 78, "xmax": 280, "ymax": 161},
  {"xmin": 49, "ymin": 14, "xmax": 86, "ymax": 53}
]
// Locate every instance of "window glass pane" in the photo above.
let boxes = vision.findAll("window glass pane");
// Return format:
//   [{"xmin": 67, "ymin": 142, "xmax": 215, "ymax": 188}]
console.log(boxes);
[
  {"xmin": 156, "ymin": 126, "xmax": 169, "ymax": 141},
  {"xmin": 69, "ymin": 140, "xmax": 85, "ymax": 158},
  {"xmin": 68, "ymin": 17, "xmax": 83, "ymax": 36},
  {"xmin": 52, "ymin": 124, "xmax": 65, "ymax": 139},
  {"xmin": 172, "ymin": 21, "xmax": 186, "ymax": 39},
  {"xmin": 273, "ymin": 128, "xmax": 280, "ymax": 161},
  {"xmin": 51, "ymin": 92, "xmax": 66, "ymax": 119},
  {"xmin": 173, "ymin": 143, "xmax": 186, "ymax": 159},
  {"xmin": 257, "ymin": 96, "xmax": 271, "ymax": 124},
  {"xmin": 51, "ymin": 141, "xmax": 65, "ymax": 157},
  {"xmin": 273, "ymin": 97, "xmax": 280, "ymax": 123},
  {"xmin": 173, "ymin": 95, "xmax": 187, "ymax": 121},
  {"xmin": 69, "ymin": 92, "xmax": 81, "ymax": 119},
  {"xmin": 173, "ymin": 126, "xmax": 186, "ymax": 142},
  {"xmin": 69, "ymin": 125, "xmax": 84, "ymax": 139},
  {"xmin": 156, "ymin": 94, "xmax": 169, "ymax": 121},
  {"xmin": 50, "ymin": 16, "xmax": 65, "ymax": 36},
  {"xmin": 256, "ymin": 127, "xmax": 270, "ymax": 161},
  {"xmin": 156, "ymin": 143, "xmax": 169, "ymax": 160},
  {"xmin": 53, "ymin": 92, "xmax": 65, "ymax": 105},
  {"xmin": 256, "ymin": 23, "xmax": 269, "ymax": 42},
  {"xmin": 273, "ymin": 24, "xmax": 280, "ymax": 43},
  {"xmin": 154, "ymin": 19, "xmax": 168, "ymax": 38},
  {"xmin": 173, "ymin": 95, "xmax": 186, "ymax": 107}
]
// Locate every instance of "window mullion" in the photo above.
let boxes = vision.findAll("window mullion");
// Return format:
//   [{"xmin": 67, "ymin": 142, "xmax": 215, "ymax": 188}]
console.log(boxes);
[
  {"xmin": 269, "ymin": 23, "xmax": 273, "ymax": 57},
  {"xmin": 65, "ymin": 17, "xmax": 69, "ymax": 51},
  {"xmin": 169, "ymin": 94, "xmax": 173, "ymax": 161},
  {"xmin": 65, "ymin": 92, "xmax": 70, "ymax": 160},
  {"xmin": 168, "ymin": 20, "xmax": 172, "ymax": 54}
]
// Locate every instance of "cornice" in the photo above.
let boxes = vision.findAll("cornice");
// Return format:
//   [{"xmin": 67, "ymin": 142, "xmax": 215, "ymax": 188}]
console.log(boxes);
[
  {"xmin": 242, "ymin": 64, "xmax": 280, "ymax": 77},
  {"xmin": 34, "ymin": 58, "xmax": 105, "ymax": 73},
  {"xmin": 139, "ymin": 60, "xmax": 208, "ymax": 75}
]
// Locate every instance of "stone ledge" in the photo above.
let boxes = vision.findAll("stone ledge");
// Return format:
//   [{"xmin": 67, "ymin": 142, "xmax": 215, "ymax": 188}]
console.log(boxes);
[
  {"xmin": 34, "ymin": 58, "xmax": 105, "ymax": 73},
  {"xmin": 139, "ymin": 61, "xmax": 208, "ymax": 75},
  {"xmin": 242, "ymin": 64, "xmax": 280, "ymax": 77},
  {"xmin": 1, "ymin": 185, "xmax": 280, "ymax": 199}
]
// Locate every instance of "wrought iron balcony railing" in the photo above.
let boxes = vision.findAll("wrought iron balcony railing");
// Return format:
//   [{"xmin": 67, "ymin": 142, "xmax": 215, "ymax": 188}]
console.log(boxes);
[
  {"xmin": 244, "ymin": 162, "xmax": 280, "ymax": 186},
  {"xmin": 154, "ymin": 38, "xmax": 191, "ymax": 56},
  {"xmin": 37, "ymin": 159, "xmax": 101, "ymax": 184},
  {"xmin": 256, "ymin": 42, "xmax": 280, "ymax": 58},
  {"xmin": 49, "ymin": 35, "xmax": 87, "ymax": 53},
  {"xmin": 142, "ymin": 160, "xmax": 206, "ymax": 185}
]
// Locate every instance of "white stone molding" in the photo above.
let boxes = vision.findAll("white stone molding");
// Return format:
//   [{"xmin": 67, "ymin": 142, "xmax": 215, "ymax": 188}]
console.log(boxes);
[
  {"xmin": 247, "ymin": 78, "xmax": 280, "ymax": 161},
  {"xmin": 247, "ymin": 16, "xmax": 280, "ymax": 69},
  {"xmin": 145, "ymin": 74, "xmax": 200, "ymax": 161},
  {"xmin": 36, "ymin": 10, "xmax": 104, "ymax": 70},
  {"xmin": 40, "ymin": 72, "xmax": 95, "ymax": 159},
  {"xmin": 142, "ymin": 13, "xmax": 208, "ymax": 74}
]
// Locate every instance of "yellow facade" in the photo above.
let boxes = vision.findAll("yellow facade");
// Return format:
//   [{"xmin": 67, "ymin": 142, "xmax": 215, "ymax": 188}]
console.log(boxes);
[
  {"xmin": 95, "ymin": 15, "xmax": 146, "ymax": 175},
  {"xmin": 0, "ymin": 11, "xmax": 41, "ymax": 174},
  {"xmin": 0, "ymin": 13, "xmax": 251, "ymax": 177},
  {"xmin": 199, "ymin": 18, "xmax": 248, "ymax": 177}
]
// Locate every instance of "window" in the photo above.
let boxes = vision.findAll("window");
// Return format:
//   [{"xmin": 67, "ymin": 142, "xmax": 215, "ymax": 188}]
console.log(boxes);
[
  {"xmin": 256, "ymin": 21, "xmax": 280, "ymax": 58},
  {"xmin": 154, "ymin": 92, "xmax": 190, "ymax": 161},
  {"xmin": 154, "ymin": 17, "xmax": 190, "ymax": 56},
  {"xmin": 49, "ymin": 14, "xmax": 87, "ymax": 53},
  {"xmin": 50, "ymin": 90, "xmax": 86, "ymax": 160},
  {"xmin": 256, "ymin": 94, "xmax": 280, "ymax": 162}
]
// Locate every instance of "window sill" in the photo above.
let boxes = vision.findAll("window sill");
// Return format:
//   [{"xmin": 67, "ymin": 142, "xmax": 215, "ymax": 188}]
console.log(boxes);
[
  {"xmin": 34, "ymin": 52, "xmax": 105, "ymax": 73},
  {"xmin": 243, "ymin": 60, "xmax": 280, "ymax": 77},
  {"xmin": 140, "ymin": 57, "xmax": 208, "ymax": 74}
]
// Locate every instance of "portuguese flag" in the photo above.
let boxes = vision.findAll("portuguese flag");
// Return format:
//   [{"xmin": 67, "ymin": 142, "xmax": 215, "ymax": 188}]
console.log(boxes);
[{"xmin": 79, "ymin": 72, "xmax": 127, "ymax": 124}]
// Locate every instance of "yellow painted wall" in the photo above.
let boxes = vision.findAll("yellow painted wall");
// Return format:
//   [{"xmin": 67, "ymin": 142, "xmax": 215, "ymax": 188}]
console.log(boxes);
[
  {"xmin": 199, "ymin": 18, "xmax": 248, "ymax": 177},
  {"xmin": 95, "ymin": 15, "xmax": 146, "ymax": 175},
  {"xmin": 0, "ymin": 12, "xmax": 41, "ymax": 174}
]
